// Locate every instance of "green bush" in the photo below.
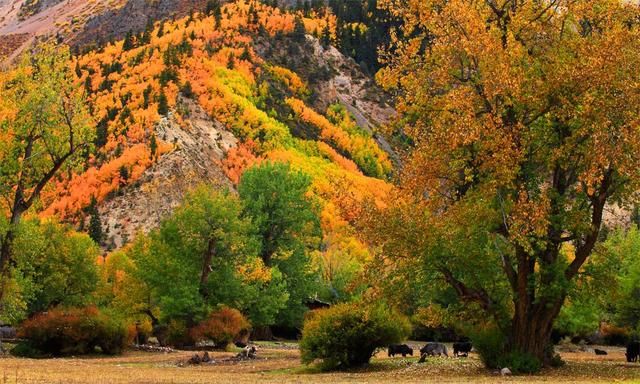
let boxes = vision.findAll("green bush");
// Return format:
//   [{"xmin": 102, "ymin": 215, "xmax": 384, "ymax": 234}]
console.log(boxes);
[
  {"xmin": 300, "ymin": 302, "xmax": 410, "ymax": 370},
  {"xmin": 501, "ymin": 351, "xmax": 542, "ymax": 374},
  {"xmin": 16, "ymin": 306, "xmax": 127, "ymax": 357},
  {"xmin": 10, "ymin": 341, "xmax": 43, "ymax": 358},
  {"xmin": 165, "ymin": 320, "xmax": 194, "ymax": 348},
  {"xmin": 471, "ymin": 327, "xmax": 507, "ymax": 370},
  {"xmin": 471, "ymin": 328, "xmax": 543, "ymax": 374}
]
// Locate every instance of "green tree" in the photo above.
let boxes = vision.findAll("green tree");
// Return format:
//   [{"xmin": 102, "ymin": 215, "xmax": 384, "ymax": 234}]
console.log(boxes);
[
  {"xmin": 123, "ymin": 30, "xmax": 135, "ymax": 51},
  {"xmin": 0, "ymin": 43, "xmax": 94, "ymax": 305},
  {"xmin": 595, "ymin": 228, "xmax": 640, "ymax": 332},
  {"xmin": 1, "ymin": 219, "xmax": 99, "ymax": 324},
  {"xmin": 292, "ymin": 16, "xmax": 306, "ymax": 42},
  {"xmin": 157, "ymin": 90, "xmax": 169, "ymax": 116},
  {"xmin": 132, "ymin": 187, "xmax": 288, "ymax": 326},
  {"xmin": 87, "ymin": 196, "xmax": 103, "ymax": 245},
  {"xmin": 239, "ymin": 162, "xmax": 321, "ymax": 327}
]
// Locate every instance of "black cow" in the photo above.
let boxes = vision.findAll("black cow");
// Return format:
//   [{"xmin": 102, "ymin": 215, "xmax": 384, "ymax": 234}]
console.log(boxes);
[
  {"xmin": 453, "ymin": 341, "xmax": 472, "ymax": 357},
  {"xmin": 388, "ymin": 344, "xmax": 413, "ymax": 357},
  {"xmin": 626, "ymin": 341, "xmax": 640, "ymax": 363},
  {"xmin": 594, "ymin": 348, "xmax": 607, "ymax": 355},
  {"xmin": 420, "ymin": 342, "xmax": 449, "ymax": 357}
]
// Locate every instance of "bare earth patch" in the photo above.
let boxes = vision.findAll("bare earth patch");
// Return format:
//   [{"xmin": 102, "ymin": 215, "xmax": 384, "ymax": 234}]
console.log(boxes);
[{"xmin": 0, "ymin": 343, "xmax": 639, "ymax": 383}]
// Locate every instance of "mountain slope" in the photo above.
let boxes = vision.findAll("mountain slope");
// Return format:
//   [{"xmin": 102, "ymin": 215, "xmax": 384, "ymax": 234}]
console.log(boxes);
[{"xmin": 31, "ymin": 1, "xmax": 395, "ymax": 260}]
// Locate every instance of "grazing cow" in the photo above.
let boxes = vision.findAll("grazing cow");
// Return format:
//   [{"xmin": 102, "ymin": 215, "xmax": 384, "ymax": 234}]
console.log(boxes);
[
  {"xmin": 388, "ymin": 344, "xmax": 413, "ymax": 357},
  {"xmin": 626, "ymin": 341, "xmax": 640, "ymax": 363},
  {"xmin": 594, "ymin": 348, "xmax": 607, "ymax": 355},
  {"xmin": 453, "ymin": 341, "xmax": 472, "ymax": 357},
  {"xmin": 420, "ymin": 342, "xmax": 449, "ymax": 357}
]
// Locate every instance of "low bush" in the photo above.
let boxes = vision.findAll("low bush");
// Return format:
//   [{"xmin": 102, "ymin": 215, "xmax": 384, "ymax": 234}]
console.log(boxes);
[
  {"xmin": 471, "ymin": 327, "xmax": 508, "ymax": 370},
  {"xmin": 165, "ymin": 320, "xmax": 193, "ymax": 348},
  {"xmin": 16, "ymin": 306, "xmax": 127, "ymax": 357},
  {"xmin": 471, "ymin": 328, "xmax": 543, "ymax": 374},
  {"xmin": 189, "ymin": 307, "xmax": 251, "ymax": 348},
  {"xmin": 299, "ymin": 302, "xmax": 411, "ymax": 370},
  {"xmin": 500, "ymin": 351, "xmax": 542, "ymax": 374}
]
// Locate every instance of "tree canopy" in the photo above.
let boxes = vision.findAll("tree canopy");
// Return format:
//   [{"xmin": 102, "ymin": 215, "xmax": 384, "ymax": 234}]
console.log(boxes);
[
  {"xmin": 239, "ymin": 161, "xmax": 321, "ymax": 327},
  {"xmin": 375, "ymin": 0, "xmax": 640, "ymax": 364},
  {"xmin": 0, "ymin": 43, "xmax": 94, "ymax": 305}
]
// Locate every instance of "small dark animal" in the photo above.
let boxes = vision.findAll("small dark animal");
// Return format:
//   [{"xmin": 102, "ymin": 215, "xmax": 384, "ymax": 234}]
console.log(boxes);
[
  {"xmin": 594, "ymin": 348, "xmax": 607, "ymax": 355},
  {"xmin": 453, "ymin": 341, "xmax": 472, "ymax": 357},
  {"xmin": 626, "ymin": 341, "xmax": 640, "ymax": 363},
  {"xmin": 188, "ymin": 354, "xmax": 202, "ymax": 365},
  {"xmin": 388, "ymin": 344, "xmax": 413, "ymax": 357},
  {"xmin": 420, "ymin": 342, "xmax": 449, "ymax": 357},
  {"xmin": 202, "ymin": 351, "xmax": 211, "ymax": 362}
]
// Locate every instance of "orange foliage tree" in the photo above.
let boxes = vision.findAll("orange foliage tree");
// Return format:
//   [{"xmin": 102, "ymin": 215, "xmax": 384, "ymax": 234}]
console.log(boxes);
[{"xmin": 376, "ymin": 0, "xmax": 640, "ymax": 366}]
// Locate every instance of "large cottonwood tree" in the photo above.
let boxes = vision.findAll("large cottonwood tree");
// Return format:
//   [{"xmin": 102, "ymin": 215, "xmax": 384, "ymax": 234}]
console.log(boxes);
[
  {"xmin": 0, "ymin": 43, "xmax": 93, "ymax": 305},
  {"xmin": 377, "ymin": 0, "xmax": 640, "ymax": 364}
]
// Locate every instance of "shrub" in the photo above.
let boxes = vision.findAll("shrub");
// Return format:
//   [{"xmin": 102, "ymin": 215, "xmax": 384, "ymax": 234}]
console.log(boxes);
[
  {"xmin": 16, "ymin": 306, "xmax": 127, "ymax": 356},
  {"xmin": 165, "ymin": 319, "xmax": 193, "ymax": 348},
  {"xmin": 299, "ymin": 302, "xmax": 411, "ymax": 370},
  {"xmin": 471, "ymin": 327, "xmax": 543, "ymax": 374},
  {"xmin": 500, "ymin": 351, "xmax": 542, "ymax": 374},
  {"xmin": 471, "ymin": 327, "xmax": 507, "ymax": 370},
  {"xmin": 190, "ymin": 307, "xmax": 251, "ymax": 348}
]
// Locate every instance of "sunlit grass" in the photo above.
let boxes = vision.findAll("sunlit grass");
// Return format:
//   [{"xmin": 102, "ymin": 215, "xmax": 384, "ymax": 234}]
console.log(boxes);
[{"xmin": 0, "ymin": 344, "xmax": 639, "ymax": 383}]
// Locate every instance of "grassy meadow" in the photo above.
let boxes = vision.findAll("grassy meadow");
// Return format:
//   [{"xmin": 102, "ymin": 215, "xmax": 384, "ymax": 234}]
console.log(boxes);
[{"xmin": 1, "ymin": 342, "xmax": 639, "ymax": 384}]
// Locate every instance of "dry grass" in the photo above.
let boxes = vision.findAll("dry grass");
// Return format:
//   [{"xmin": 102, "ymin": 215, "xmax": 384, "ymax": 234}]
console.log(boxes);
[{"xmin": 0, "ymin": 343, "xmax": 639, "ymax": 383}]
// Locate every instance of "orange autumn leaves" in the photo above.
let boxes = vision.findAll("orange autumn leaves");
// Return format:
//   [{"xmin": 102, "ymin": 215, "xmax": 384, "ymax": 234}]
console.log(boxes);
[{"xmin": 38, "ymin": 0, "xmax": 393, "ymax": 284}]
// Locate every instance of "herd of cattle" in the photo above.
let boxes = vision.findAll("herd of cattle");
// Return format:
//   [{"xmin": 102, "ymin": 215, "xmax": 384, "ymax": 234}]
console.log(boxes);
[
  {"xmin": 388, "ymin": 341, "xmax": 472, "ymax": 360},
  {"xmin": 388, "ymin": 340, "xmax": 640, "ymax": 363}
]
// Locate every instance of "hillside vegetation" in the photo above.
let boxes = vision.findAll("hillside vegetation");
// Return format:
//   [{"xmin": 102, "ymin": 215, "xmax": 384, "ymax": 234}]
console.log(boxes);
[{"xmin": 2, "ymin": 0, "xmax": 640, "ymax": 380}]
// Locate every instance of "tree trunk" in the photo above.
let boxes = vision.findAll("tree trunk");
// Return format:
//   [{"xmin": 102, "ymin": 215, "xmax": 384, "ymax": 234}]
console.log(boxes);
[
  {"xmin": 199, "ymin": 238, "xmax": 215, "ymax": 299},
  {"xmin": 0, "ymin": 226, "xmax": 17, "ymax": 306},
  {"xmin": 509, "ymin": 298, "xmax": 564, "ymax": 365},
  {"xmin": 0, "ymin": 197, "xmax": 29, "ymax": 305}
]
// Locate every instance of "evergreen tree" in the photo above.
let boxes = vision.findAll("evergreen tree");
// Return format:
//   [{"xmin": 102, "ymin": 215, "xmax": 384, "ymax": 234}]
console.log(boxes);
[
  {"xmin": 292, "ymin": 16, "xmax": 306, "ymax": 42},
  {"xmin": 95, "ymin": 118, "xmax": 108, "ymax": 148},
  {"xmin": 87, "ymin": 197, "xmax": 103, "ymax": 245},
  {"xmin": 157, "ymin": 90, "xmax": 169, "ymax": 116},
  {"xmin": 239, "ymin": 46, "xmax": 251, "ymax": 61},
  {"xmin": 74, "ymin": 61, "xmax": 82, "ymax": 78},
  {"xmin": 123, "ymin": 30, "xmax": 135, "ymax": 51},
  {"xmin": 226, "ymin": 52, "xmax": 235, "ymax": 69}
]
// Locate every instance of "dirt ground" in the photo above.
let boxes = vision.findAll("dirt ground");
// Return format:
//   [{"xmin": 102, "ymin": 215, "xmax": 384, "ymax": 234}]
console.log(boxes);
[{"xmin": 0, "ymin": 342, "xmax": 639, "ymax": 384}]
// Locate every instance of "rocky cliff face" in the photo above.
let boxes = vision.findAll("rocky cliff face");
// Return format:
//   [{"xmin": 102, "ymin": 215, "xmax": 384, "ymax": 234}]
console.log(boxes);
[
  {"xmin": 0, "ymin": 0, "xmax": 209, "ymax": 60},
  {"xmin": 72, "ymin": 0, "xmax": 210, "ymax": 49},
  {"xmin": 98, "ymin": 98, "xmax": 236, "ymax": 249}
]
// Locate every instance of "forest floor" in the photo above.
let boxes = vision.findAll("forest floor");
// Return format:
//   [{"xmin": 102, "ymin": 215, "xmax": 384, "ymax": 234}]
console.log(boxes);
[{"xmin": 0, "ymin": 342, "xmax": 639, "ymax": 383}]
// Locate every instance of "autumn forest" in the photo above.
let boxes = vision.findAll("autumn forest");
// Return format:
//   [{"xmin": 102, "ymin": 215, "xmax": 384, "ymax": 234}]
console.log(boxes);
[{"xmin": 1, "ymin": 0, "xmax": 640, "ymax": 382}]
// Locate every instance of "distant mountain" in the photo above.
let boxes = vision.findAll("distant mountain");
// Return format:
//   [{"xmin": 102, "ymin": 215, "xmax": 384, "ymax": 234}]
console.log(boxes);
[{"xmin": 0, "ymin": 0, "xmax": 210, "ymax": 60}]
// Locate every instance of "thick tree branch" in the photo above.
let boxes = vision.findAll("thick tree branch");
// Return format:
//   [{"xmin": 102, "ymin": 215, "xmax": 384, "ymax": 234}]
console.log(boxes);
[{"xmin": 565, "ymin": 169, "xmax": 613, "ymax": 280}]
